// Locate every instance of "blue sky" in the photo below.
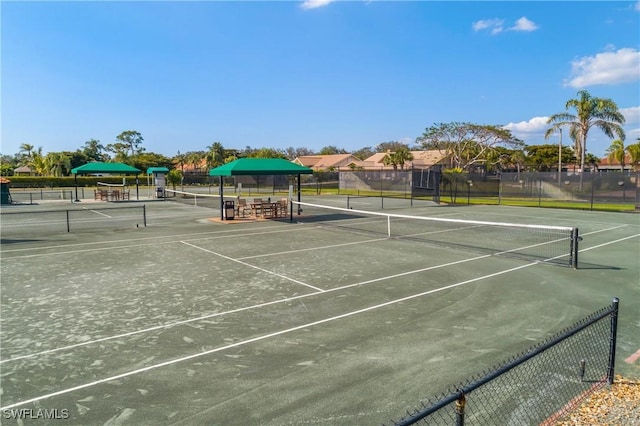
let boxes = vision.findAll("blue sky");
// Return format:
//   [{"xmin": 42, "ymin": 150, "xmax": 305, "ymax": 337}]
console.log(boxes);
[{"xmin": 2, "ymin": 1, "xmax": 639, "ymax": 158}]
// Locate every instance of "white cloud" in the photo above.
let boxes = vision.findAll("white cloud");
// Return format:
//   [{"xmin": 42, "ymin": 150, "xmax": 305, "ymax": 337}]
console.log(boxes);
[
  {"xmin": 300, "ymin": 0, "xmax": 335, "ymax": 10},
  {"xmin": 509, "ymin": 17, "xmax": 538, "ymax": 32},
  {"xmin": 621, "ymin": 106, "xmax": 640, "ymax": 125},
  {"xmin": 564, "ymin": 48, "xmax": 640, "ymax": 88},
  {"xmin": 472, "ymin": 18, "xmax": 504, "ymax": 35},
  {"xmin": 503, "ymin": 116, "xmax": 550, "ymax": 134},
  {"xmin": 473, "ymin": 17, "xmax": 538, "ymax": 35}
]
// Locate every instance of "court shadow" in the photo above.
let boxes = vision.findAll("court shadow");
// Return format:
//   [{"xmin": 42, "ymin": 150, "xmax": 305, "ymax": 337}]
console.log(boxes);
[
  {"xmin": 576, "ymin": 263, "xmax": 622, "ymax": 271},
  {"xmin": 0, "ymin": 238, "xmax": 44, "ymax": 244}
]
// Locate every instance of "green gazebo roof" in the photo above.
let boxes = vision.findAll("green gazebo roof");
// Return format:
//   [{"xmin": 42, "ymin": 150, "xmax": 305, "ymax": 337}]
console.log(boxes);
[
  {"xmin": 146, "ymin": 167, "xmax": 170, "ymax": 174},
  {"xmin": 71, "ymin": 162, "xmax": 141, "ymax": 175},
  {"xmin": 209, "ymin": 158, "xmax": 313, "ymax": 176}
]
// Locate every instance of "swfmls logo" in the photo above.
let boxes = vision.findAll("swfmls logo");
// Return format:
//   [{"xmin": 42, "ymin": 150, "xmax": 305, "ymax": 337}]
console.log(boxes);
[{"xmin": 2, "ymin": 408, "xmax": 70, "ymax": 420}]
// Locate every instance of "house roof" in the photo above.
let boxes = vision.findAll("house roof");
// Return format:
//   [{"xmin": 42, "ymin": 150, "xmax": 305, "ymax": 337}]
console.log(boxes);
[
  {"xmin": 13, "ymin": 166, "xmax": 33, "ymax": 173},
  {"xmin": 362, "ymin": 150, "xmax": 445, "ymax": 168},
  {"xmin": 294, "ymin": 154, "xmax": 362, "ymax": 169},
  {"xmin": 209, "ymin": 158, "xmax": 313, "ymax": 176},
  {"xmin": 71, "ymin": 162, "xmax": 142, "ymax": 175},
  {"xmin": 598, "ymin": 154, "xmax": 633, "ymax": 167}
]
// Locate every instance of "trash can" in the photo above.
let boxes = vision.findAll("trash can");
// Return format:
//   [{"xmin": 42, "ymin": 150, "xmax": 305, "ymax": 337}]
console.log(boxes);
[
  {"xmin": 224, "ymin": 200, "xmax": 235, "ymax": 220},
  {"xmin": 156, "ymin": 187, "xmax": 164, "ymax": 198}
]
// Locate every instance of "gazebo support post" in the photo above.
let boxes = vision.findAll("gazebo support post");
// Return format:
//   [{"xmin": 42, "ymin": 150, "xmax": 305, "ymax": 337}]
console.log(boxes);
[
  {"xmin": 74, "ymin": 174, "xmax": 79, "ymax": 202},
  {"xmin": 219, "ymin": 176, "xmax": 224, "ymax": 220},
  {"xmin": 297, "ymin": 174, "xmax": 302, "ymax": 215},
  {"xmin": 136, "ymin": 175, "xmax": 139, "ymax": 200}
]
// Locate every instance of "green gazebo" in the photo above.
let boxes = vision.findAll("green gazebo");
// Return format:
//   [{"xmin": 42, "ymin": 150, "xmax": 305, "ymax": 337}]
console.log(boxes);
[
  {"xmin": 70, "ymin": 162, "xmax": 142, "ymax": 201},
  {"xmin": 209, "ymin": 158, "xmax": 313, "ymax": 220}
]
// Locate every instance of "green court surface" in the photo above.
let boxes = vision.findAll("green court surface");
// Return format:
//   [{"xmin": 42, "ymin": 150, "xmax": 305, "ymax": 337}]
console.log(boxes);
[{"xmin": 0, "ymin": 195, "xmax": 638, "ymax": 425}]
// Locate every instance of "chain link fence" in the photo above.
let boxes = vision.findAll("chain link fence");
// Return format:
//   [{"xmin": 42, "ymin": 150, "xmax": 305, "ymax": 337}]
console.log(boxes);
[
  {"xmin": 333, "ymin": 169, "xmax": 638, "ymax": 210},
  {"xmin": 388, "ymin": 298, "xmax": 620, "ymax": 425}
]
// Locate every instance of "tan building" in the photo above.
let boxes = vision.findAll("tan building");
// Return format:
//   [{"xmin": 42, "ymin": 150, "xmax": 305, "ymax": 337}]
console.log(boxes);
[
  {"xmin": 13, "ymin": 166, "xmax": 35, "ymax": 176},
  {"xmin": 293, "ymin": 154, "xmax": 363, "ymax": 171},
  {"xmin": 361, "ymin": 150, "xmax": 445, "ymax": 170},
  {"xmin": 598, "ymin": 154, "xmax": 635, "ymax": 172}
]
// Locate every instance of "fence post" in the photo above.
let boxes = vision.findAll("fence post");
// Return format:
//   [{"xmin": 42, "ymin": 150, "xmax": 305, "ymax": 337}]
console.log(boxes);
[
  {"xmin": 143, "ymin": 205, "xmax": 147, "ymax": 227},
  {"xmin": 455, "ymin": 393, "xmax": 465, "ymax": 426},
  {"xmin": 607, "ymin": 297, "xmax": 619, "ymax": 385}
]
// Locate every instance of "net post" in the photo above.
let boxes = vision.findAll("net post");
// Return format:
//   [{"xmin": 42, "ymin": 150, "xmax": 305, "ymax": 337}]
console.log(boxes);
[
  {"xmin": 607, "ymin": 297, "xmax": 619, "ymax": 385},
  {"xmin": 571, "ymin": 228, "xmax": 579, "ymax": 269},
  {"xmin": 66, "ymin": 210, "xmax": 70, "ymax": 232},
  {"xmin": 387, "ymin": 215, "xmax": 391, "ymax": 237},
  {"xmin": 143, "ymin": 205, "xmax": 147, "ymax": 227}
]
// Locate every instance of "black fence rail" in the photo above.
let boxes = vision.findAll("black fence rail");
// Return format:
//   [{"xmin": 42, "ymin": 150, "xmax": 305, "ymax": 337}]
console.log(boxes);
[
  {"xmin": 388, "ymin": 298, "xmax": 619, "ymax": 425},
  {"xmin": 8, "ymin": 189, "xmax": 74, "ymax": 204},
  {"xmin": 0, "ymin": 205, "xmax": 147, "ymax": 238}
]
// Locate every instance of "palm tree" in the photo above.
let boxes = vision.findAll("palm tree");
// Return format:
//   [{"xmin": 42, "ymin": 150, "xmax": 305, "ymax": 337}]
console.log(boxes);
[
  {"xmin": 46, "ymin": 152, "xmax": 72, "ymax": 177},
  {"xmin": 391, "ymin": 148, "xmax": 414, "ymax": 170},
  {"xmin": 28, "ymin": 148, "xmax": 47, "ymax": 176},
  {"xmin": 19, "ymin": 143, "xmax": 34, "ymax": 159},
  {"xmin": 606, "ymin": 139, "xmax": 626, "ymax": 172},
  {"xmin": 186, "ymin": 151, "xmax": 204, "ymax": 172},
  {"xmin": 174, "ymin": 151, "xmax": 186, "ymax": 174},
  {"xmin": 626, "ymin": 139, "xmax": 640, "ymax": 172},
  {"xmin": 206, "ymin": 142, "xmax": 225, "ymax": 169},
  {"xmin": 547, "ymin": 90, "xmax": 625, "ymax": 182}
]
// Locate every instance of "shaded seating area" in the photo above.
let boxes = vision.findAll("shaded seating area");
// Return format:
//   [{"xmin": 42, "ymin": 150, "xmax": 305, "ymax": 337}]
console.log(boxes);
[
  {"xmin": 235, "ymin": 198, "xmax": 252, "ymax": 217},
  {"xmin": 208, "ymin": 158, "xmax": 313, "ymax": 221},
  {"xmin": 93, "ymin": 188, "xmax": 131, "ymax": 201},
  {"xmin": 71, "ymin": 162, "xmax": 141, "ymax": 202}
]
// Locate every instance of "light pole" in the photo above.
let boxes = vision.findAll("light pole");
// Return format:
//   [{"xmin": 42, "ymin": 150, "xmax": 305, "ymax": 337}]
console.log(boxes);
[{"xmin": 558, "ymin": 128, "xmax": 563, "ymax": 185}]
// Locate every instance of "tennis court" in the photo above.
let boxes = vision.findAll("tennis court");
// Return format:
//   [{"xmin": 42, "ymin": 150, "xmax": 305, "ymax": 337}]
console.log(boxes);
[{"xmin": 1, "ymin": 195, "xmax": 638, "ymax": 425}]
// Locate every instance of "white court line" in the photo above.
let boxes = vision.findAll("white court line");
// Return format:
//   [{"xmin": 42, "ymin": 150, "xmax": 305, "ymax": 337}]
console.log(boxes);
[
  {"xmin": 238, "ymin": 237, "xmax": 388, "ymax": 259},
  {"xmin": 0, "ymin": 261, "xmax": 534, "ymax": 411},
  {"xmin": 577, "ymin": 233, "xmax": 640, "ymax": 252},
  {"xmin": 82, "ymin": 207, "xmax": 112, "ymax": 218},
  {"xmin": 180, "ymin": 241, "xmax": 326, "ymax": 292},
  {"xmin": 0, "ymin": 224, "xmax": 286, "ymax": 254},
  {"xmin": 1, "ymin": 254, "xmax": 489, "ymax": 364},
  {"xmin": 3, "ymin": 224, "xmax": 633, "ymax": 363},
  {"xmin": 0, "ymin": 227, "xmax": 293, "ymax": 259},
  {"xmin": 2, "ymin": 234, "xmax": 636, "ymax": 409}
]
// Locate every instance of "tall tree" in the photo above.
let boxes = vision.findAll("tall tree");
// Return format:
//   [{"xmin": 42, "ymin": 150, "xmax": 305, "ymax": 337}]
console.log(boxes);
[
  {"xmin": 352, "ymin": 146, "xmax": 375, "ymax": 161},
  {"xmin": 247, "ymin": 148, "xmax": 287, "ymax": 158},
  {"xmin": 626, "ymin": 140, "xmax": 640, "ymax": 171},
  {"xmin": 382, "ymin": 148, "xmax": 414, "ymax": 170},
  {"xmin": 546, "ymin": 90, "xmax": 625, "ymax": 175},
  {"xmin": 285, "ymin": 147, "xmax": 315, "ymax": 160},
  {"xmin": 174, "ymin": 151, "xmax": 187, "ymax": 173},
  {"xmin": 186, "ymin": 151, "xmax": 205, "ymax": 171},
  {"xmin": 115, "ymin": 130, "xmax": 145, "ymax": 157},
  {"xmin": 376, "ymin": 141, "xmax": 410, "ymax": 153},
  {"xmin": 19, "ymin": 143, "xmax": 34, "ymax": 159},
  {"xmin": 318, "ymin": 146, "xmax": 347, "ymax": 155},
  {"xmin": 45, "ymin": 152, "xmax": 72, "ymax": 176},
  {"xmin": 526, "ymin": 144, "xmax": 575, "ymax": 171},
  {"xmin": 417, "ymin": 122, "xmax": 524, "ymax": 171},
  {"xmin": 28, "ymin": 147, "xmax": 47, "ymax": 176},
  {"xmin": 82, "ymin": 139, "xmax": 107, "ymax": 161},
  {"xmin": 105, "ymin": 142, "xmax": 129, "ymax": 163},
  {"xmin": 606, "ymin": 139, "xmax": 626, "ymax": 172},
  {"xmin": 206, "ymin": 141, "xmax": 225, "ymax": 169}
]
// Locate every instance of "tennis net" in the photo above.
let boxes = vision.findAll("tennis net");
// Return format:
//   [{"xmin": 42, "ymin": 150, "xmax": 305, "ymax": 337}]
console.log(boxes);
[
  {"xmin": 290, "ymin": 200, "xmax": 580, "ymax": 267},
  {"xmin": 164, "ymin": 188, "xmax": 236, "ymax": 209},
  {"xmin": 0, "ymin": 205, "xmax": 146, "ymax": 237}
]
